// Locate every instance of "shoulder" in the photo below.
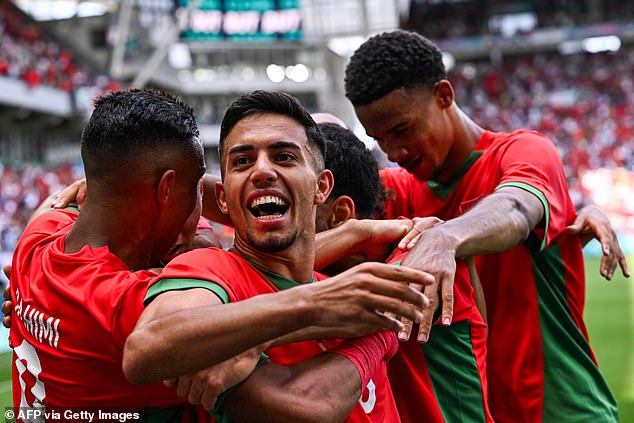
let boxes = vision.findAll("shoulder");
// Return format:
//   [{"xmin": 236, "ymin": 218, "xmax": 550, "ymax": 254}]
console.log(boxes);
[{"xmin": 24, "ymin": 208, "xmax": 78, "ymax": 238}]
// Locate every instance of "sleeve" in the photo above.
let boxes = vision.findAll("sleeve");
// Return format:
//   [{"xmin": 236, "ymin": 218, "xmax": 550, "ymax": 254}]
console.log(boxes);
[
  {"xmin": 495, "ymin": 131, "xmax": 574, "ymax": 251},
  {"xmin": 144, "ymin": 248, "xmax": 236, "ymax": 305}
]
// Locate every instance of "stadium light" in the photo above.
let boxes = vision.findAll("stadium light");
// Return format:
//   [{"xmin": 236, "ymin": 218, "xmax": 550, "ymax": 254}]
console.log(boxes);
[
  {"xmin": 286, "ymin": 64, "xmax": 310, "ymax": 83},
  {"xmin": 582, "ymin": 35, "xmax": 621, "ymax": 53},
  {"xmin": 266, "ymin": 64, "xmax": 285, "ymax": 83}
]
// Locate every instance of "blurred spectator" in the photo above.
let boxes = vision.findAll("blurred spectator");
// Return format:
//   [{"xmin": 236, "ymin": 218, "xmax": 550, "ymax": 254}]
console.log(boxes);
[{"xmin": 0, "ymin": 160, "xmax": 84, "ymax": 251}]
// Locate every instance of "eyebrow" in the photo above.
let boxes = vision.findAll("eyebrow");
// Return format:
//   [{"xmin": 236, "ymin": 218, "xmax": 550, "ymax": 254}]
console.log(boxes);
[{"xmin": 227, "ymin": 141, "xmax": 302, "ymax": 156}]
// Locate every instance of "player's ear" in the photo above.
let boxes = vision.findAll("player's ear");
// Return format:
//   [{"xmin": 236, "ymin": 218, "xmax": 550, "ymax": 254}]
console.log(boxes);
[
  {"xmin": 328, "ymin": 196, "xmax": 355, "ymax": 229},
  {"xmin": 214, "ymin": 181, "xmax": 230, "ymax": 215},
  {"xmin": 433, "ymin": 80, "xmax": 454, "ymax": 108},
  {"xmin": 156, "ymin": 169, "xmax": 176, "ymax": 209},
  {"xmin": 315, "ymin": 169, "xmax": 334, "ymax": 206}
]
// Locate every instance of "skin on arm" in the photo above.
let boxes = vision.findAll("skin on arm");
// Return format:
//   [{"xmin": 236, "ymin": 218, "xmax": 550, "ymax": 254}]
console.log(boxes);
[
  {"xmin": 401, "ymin": 186, "xmax": 544, "ymax": 342},
  {"xmin": 220, "ymin": 353, "xmax": 362, "ymax": 423},
  {"xmin": 123, "ymin": 262, "xmax": 431, "ymax": 383},
  {"xmin": 314, "ymin": 218, "xmax": 413, "ymax": 270}
]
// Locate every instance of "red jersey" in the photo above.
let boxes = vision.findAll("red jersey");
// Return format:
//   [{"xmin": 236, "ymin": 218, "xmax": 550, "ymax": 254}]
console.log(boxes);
[
  {"xmin": 148, "ymin": 247, "xmax": 401, "ymax": 423},
  {"xmin": 10, "ymin": 209, "xmax": 209, "ymax": 422},
  {"xmin": 386, "ymin": 249, "xmax": 491, "ymax": 423},
  {"xmin": 381, "ymin": 129, "xmax": 619, "ymax": 422}
]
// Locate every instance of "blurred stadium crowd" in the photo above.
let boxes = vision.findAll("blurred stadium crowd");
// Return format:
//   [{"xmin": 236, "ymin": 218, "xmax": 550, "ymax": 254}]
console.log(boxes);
[
  {"xmin": 0, "ymin": 1, "xmax": 119, "ymax": 111},
  {"xmin": 0, "ymin": 0, "xmax": 632, "ymax": 251}
]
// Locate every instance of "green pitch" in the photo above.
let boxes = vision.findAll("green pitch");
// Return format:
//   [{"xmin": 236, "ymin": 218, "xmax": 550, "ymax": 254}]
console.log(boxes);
[{"xmin": 0, "ymin": 256, "xmax": 630, "ymax": 420}]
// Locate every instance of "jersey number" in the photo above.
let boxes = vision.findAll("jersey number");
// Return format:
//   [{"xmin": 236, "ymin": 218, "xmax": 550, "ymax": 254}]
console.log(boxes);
[
  {"xmin": 359, "ymin": 379, "xmax": 376, "ymax": 413},
  {"xmin": 14, "ymin": 339, "xmax": 47, "ymax": 420}
]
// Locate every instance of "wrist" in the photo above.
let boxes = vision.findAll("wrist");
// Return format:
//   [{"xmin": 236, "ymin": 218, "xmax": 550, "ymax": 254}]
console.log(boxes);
[{"xmin": 328, "ymin": 330, "xmax": 397, "ymax": 388}]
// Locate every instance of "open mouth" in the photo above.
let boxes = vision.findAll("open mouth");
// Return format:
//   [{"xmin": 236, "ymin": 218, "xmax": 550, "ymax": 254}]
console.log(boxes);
[{"xmin": 249, "ymin": 195, "xmax": 289, "ymax": 220}]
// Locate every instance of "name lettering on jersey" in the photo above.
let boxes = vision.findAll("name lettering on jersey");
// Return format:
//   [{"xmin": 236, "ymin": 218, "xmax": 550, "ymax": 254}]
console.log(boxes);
[{"xmin": 14, "ymin": 288, "xmax": 61, "ymax": 349}]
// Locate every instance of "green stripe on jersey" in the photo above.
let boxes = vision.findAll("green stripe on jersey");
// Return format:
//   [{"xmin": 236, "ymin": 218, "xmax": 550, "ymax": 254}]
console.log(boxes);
[
  {"xmin": 247, "ymin": 259, "xmax": 316, "ymax": 291},
  {"xmin": 496, "ymin": 181, "xmax": 550, "ymax": 252},
  {"xmin": 426, "ymin": 151, "xmax": 484, "ymax": 200},
  {"xmin": 533, "ymin": 244, "xmax": 620, "ymax": 422},
  {"xmin": 423, "ymin": 320, "xmax": 487, "ymax": 423},
  {"xmin": 145, "ymin": 278, "xmax": 230, "ymax": 305}
]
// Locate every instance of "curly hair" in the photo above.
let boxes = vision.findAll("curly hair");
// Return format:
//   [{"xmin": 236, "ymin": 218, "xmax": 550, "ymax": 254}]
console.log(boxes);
[
  {"xmin": 344, "ymin": 30, "xmax": 447, "ymax": 106},
  {"xmin": 318, "ymin": 123, "xmax": 381, "ymax": 219}
]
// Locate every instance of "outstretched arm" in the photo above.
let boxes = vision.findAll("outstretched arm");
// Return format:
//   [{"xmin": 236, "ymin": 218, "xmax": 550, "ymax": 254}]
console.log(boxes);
[{"xmin": 401, "ymin": 186, "xmax": 543, "ymax": 343}]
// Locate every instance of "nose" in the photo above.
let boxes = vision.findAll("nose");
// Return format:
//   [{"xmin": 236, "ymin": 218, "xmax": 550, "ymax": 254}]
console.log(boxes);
[
  {"xmin": 379, "ymin": 140, "xmax": 408, "ymax": 163},
  {"xmin": 250, "ymin": 154, "xmax": 277, "ymax": 185}
]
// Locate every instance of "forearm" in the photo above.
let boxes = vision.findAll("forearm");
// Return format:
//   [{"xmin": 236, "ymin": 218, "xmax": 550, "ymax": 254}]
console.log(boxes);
[
  {"xmin": 417, "ymin": 187, "xmax": 544, "ymax": 259},
  {"xmin": 202, "ymin": 173, "xmax": 233, "ymax": 226},
  {"xmin": 221, "ymin": 354, "xmax": 361, "ymax": 423},
  {"xmin": 314, "ymin": 219, "xmax": 366, "ymax": 269},
  {"xmin": 123, "ymin": 290, "xmax": 308, "ymax": 383}
]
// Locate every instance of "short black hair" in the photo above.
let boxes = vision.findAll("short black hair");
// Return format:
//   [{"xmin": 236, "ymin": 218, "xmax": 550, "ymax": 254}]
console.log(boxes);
[
  {"xmin": 344, "ymin": 30, "xmax": 447, "ymax": 106},
  {"xmin": 319, "ymin": 123, "xmax": 380, "ymax": 219},
  {"xmin": 81, "ymin": 88, "xmax": 200, "ymax": 177},
  {"xmin": 219, "ymin": 90, "xmax": 325, "ymax": 169}
]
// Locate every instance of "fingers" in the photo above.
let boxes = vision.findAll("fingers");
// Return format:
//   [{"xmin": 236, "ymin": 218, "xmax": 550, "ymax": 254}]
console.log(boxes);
[
  {"xmin": 163, "ymin": 378, "xmax": 178, "ymax": 388},
  {"xmin": 2, "ymin": 315, "xmax": 11, "ymax": 329},
  {"xmin": 619, "ymin": 256, "xmax": 630, "ymax": 278},
  {"xmin": 398, "ymin": 231, "xmax": 420, "ymax": 250},
  {"xmin": 1, "ymin": 299, "xmax": 12, "ymax": 316},
  {"xmin": 175, "ymin": 374, "xmax": 195, "ymax": 398},
  {"xmin": 51, "ymin": 178, "xmax": 87, "ymax": 209},
  {"xmin": 397, "ymin": 316, "xmax": 414, "ymax": 342},
  {"xmin": 416, "ymin": 282, "xmax": 438, "ymax": 343},
  {"xmin": 2, "ymin": 264, "xmax": 11, "ymax": 280},
  {"xmin": 440, "ymin": 273, "xmax": 453, "ymax": 326},
  {"xmin": 201, "ymin": 388, "xmax": 221, "ymax": 411}
]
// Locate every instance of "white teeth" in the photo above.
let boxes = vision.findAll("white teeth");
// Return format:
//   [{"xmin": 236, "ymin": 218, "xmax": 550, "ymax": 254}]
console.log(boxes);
[
  {"xmin": 258, "ymin": 214, "xmax": 283, "ymax": 220},
  {"xmin": 250, "ymin": 195, "xmax": 287, "ymax": 209}
]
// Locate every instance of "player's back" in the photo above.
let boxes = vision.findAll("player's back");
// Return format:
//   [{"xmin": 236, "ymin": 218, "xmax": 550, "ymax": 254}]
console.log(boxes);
[{"xmin": 10, "ymin": 209, "xmax": 194, "ymax": 419}]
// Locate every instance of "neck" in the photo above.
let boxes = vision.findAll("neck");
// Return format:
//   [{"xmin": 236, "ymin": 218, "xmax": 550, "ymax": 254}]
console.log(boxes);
[
  {"xmin": 233, "ymin": 236, "xmax": 316, "ymax": 283},
  {"xmin": 64, "ymin": 202, "xmax": 154, "ymax": 271},
  {"xmin": 437, "ymin": 105, "xmax": 485, "ymax": 183}
]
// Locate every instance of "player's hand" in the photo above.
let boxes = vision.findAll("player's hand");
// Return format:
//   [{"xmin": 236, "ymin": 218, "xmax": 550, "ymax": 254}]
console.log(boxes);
[
  {"xmin": 398, "ymin": 217, "xmax": 444, "ymax": 250},
  {"xmin": 51, "ymin": 178, "xmax": 87, "ymax": 210},
  {"xmin": 2, "ymin": 264, "xmax": 12, "ymax": 330},
  {"xmin": 397, "ymin": 229, "xmax": 456, "ymax": 343},
  {"xmin": 163, "ymin": 348, "xmax": 261, "ymax": 410},
  {"xmin": 567, "ymin": 204, "xmax": 630, "ymax": 280},
  {"xmin": 302, "ymin": 262, "xmax": 433, "ymax": 338},
  {"xmin": 357, "ymin": 219, "xmax": 413, "ymax": 262}
]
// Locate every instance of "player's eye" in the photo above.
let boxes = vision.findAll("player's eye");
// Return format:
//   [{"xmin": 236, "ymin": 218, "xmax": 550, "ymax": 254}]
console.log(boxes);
[
  {"xmin": 275, "ymin": 152, "xmax": 296, "ymax": 162},
  {"xmin": 233, "ymin": 156, "xmax": 252, "ymax": 166}
]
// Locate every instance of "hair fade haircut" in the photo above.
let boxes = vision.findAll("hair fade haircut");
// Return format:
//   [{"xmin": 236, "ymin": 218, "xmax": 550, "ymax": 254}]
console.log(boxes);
[
  {"xmin": 81, "ymin": 88, "xmax": 200, "ymax": 176},
  {"xmin": 344, "ymin": 30, "xmax": 447, "ymax": 107},
  {"xmin": 318, "ymin": 123, "xmax": 381, "ymax": 219},
  {"xmin": 218, "ymin": 90, "xmax": 325, "ymax": 168}
]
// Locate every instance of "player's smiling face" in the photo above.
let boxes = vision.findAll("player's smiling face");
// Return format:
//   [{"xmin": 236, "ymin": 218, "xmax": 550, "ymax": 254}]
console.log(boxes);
[{"xmin": 217, "ymin": 112, "xmax": 330, "ymax": 253}]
